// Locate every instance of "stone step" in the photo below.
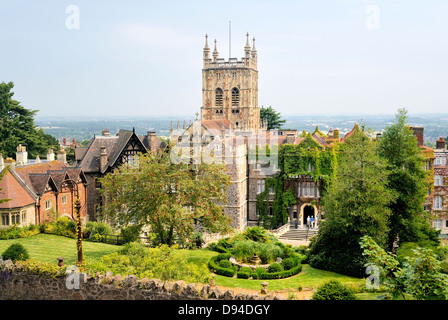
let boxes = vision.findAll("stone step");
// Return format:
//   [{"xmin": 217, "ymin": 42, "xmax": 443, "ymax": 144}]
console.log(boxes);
[{"xmin": 279, "ymin": 228, "xmax": 318, "ymax": 241}]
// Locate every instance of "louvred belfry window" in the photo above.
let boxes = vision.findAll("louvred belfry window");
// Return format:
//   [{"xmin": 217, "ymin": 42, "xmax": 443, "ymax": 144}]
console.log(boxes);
[
  {"xmin": 231, "ymin": 87, "xmax": 239, "ymax": 106},
  {"xmin": 215, "ymin": 88, "xmax": 223, "ymax": 106}
]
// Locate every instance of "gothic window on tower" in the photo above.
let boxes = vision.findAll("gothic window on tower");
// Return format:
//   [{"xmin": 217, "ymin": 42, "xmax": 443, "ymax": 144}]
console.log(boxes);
[
  {"xmin": 231, "ymin": 87, "xmax": 240, "ymax": 106},
  {"xmin": 215, "ymin": 88, "xmax": 223, "ymax": 107}
]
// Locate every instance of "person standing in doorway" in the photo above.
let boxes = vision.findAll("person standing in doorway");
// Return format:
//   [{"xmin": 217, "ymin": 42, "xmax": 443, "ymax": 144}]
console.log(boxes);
[
  {"xmin": 310, "ymin": 216, "xmax": 315, "ymax": 229},
  {"xmin": 307, "ymin": 216, "xmax": 311, "ymax": 228}
]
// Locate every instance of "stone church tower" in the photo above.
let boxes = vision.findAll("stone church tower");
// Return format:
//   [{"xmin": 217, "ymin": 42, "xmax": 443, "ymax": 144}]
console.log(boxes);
[{"xmin": 201, "ymin": 33, "xmax": 261, "ymax": 132}]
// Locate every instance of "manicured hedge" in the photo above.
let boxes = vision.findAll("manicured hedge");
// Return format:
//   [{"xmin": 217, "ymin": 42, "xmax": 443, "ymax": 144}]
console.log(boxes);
[
  {"xmin": 258, "ymin": 264, "xmax": 303, "ymax": 280},
  {"xmin": 208, "ymin": 255, "xmax": 236, "ymax": 277}
]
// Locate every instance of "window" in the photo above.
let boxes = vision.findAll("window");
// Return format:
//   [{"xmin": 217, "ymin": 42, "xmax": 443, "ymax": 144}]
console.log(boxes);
[
  {"xmin": 268, "ymin": 207, "xmax": 273, "ymax": 216},
  {"xmin": 433, "ymin": 219, "xmax": 442, "ymax": 229},
  {"xmin": 435, "ymin": 156, "xmax": 447, "ymax": 166},
  {"xmin": 45, "ymin": 200, "xmax": 52, "ymax": 210},
  {"xmin": 269, "ymin": 186, "xmax": 275, "ymax": 194},
  {"xmin": 1, "ymin": 213, "xmax": 9, "ymax": 226},
  {"xmin": 257, "ymin": 180, "xmax": 265, "ymax": 194},
  {"xmin": 301, "ymin": 181, "xmax": 316, "ymax": 197},
  {"xmin": 231, "ymin": 87, "xmax": 239, "ymax": 106},
  {"xmin": 215, "ymin": 88, "xmax": 223, "ymax": 107},
  {"xmin": 435, "ymin": 175, "xmax": 444, "ymax": 186},
  {"xmin": 434, "ymin": 196, "xmax": 443, "ymax": 210},
  {"xmin": 21, "ymin": 211, "xmax": 26, "ymax": 224},
  {"xmin": 11, "ymin": 211, "xmax": 20, "ymax": 225},
  {"xmin": 62, "ymin": 195, "xmax": 68, "ymax": 205}
]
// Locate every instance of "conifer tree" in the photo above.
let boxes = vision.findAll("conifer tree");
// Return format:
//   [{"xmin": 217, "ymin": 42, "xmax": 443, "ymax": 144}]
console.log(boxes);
[{"xmin": 378, "ymin": 108, "xmax": 439, "ymax": 250}]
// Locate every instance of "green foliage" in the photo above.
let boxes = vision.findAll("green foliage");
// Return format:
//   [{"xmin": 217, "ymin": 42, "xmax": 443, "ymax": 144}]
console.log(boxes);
[
  {"xmin": 267, "ymin": 262, "xmax": 283, "ymax": 273},
  {"xmin": 260, "ymin": 105, "xmax": 286, "ymax": 130},
  {"xmin": 259, "ymin": 264, "xmax": 302, "ymax": 279},
  {"xmin": 308, "ymin": 127, "xmax": 393, "ymax": 277},
  {"xmin": 1, "ymin": 243, "xmax": 30, "ymax": 262},
  {"xmin": 120, "ymin": 224, "xmax": 142, "ymax": 244},
  {"xmin": 84, "ymin": 242, "xmax": 211, "ymax": 284},
  {"xmin": 218, "ymin": 259, "xmax": 232, "ymax": 269},
  {"xmin": 231, "ymin": 240, "xmax": 283, "ymax": 264},
  {"xmin": 0, "ymin": 82, "xmax": 59, "ymax": 159},
  {"xmin": 240, "ymin": 226, "xmax": 278, "ymax": 243},
  {"xmin": 360, "ymin": 236, "xmax": 448, "ymax": 300},
  {"xmin": 237, "ymin": 266, "xmax": 253, "ymax": 279},
  {"xmin": 0, "ymin": 224, "xmax": 40, "ymax": 240},
  {"xmin": 378, "ymin": 108, "xmax": 437, "ymax": 250},
  {"xmin": 311, "ymin": 280, "xmax": 356, "ymax": 300},
  {"xmin": 208, "ymin": 255, "xmax": 236, "ymax": 277},
  {"xmin": 281, "ymin": 256, "xmax": 299, "ymax": 270},
  {"xmin": 99, "ymin": 151, "xmax": 233, "ymax": 246},
  {"xmin": 85, "ymin": 221, "xmax": 113, "ymax": 240}
]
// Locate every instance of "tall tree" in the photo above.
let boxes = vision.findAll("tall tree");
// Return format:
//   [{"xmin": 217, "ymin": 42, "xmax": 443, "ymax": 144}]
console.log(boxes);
[
  {"xmin": 308, "ymin": 127, "xmax": 394, "ymax": 277},
  {"xmin": 378, "ymin": 108, "xmax": 439, "ymax": 251},
  {"xmin": 260, "ymin": 106, "xmax": 286, "ymax": 130},
  {"xmin": 0, "ymin": 166, "xmax": 12, "ymax": 205},
  {"xmin": 99, "ymin": 151, "xmax": 233, "ymax": 246},
  {"xmin": 0, "ymin": 81, "xmax": 59, "ymax": 158}
]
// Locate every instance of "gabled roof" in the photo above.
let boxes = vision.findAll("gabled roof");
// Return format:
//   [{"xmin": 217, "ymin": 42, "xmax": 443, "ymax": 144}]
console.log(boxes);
[
  {"xmin": 340, "ymin": 123, "xmax": 361, "ymax": 142},
  {"xmin": 76, "ymin": 135, "xmax": 119, "ymax": 173},
  {"xmin": 15, "ymin": 160, "xmax": 67, "ymax": 189},
  {"xmin": 0, "ymin": 169, "xmax": 36, "ymax": 209},
  {"xmin": 27, "ymin": 174, "xmax": 58, "ymax": 196}
]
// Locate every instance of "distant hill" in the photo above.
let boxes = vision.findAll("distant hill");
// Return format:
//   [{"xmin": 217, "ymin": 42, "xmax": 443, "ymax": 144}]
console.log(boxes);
[{"xmin": 35, "ymin": 113, "xmax": 448, "ymax": 146}]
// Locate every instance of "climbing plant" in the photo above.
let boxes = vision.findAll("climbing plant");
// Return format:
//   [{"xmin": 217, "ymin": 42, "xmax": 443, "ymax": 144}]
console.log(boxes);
[{"xmin": 255, "ymin": 134, "xmax": 339, "ymax": 229}]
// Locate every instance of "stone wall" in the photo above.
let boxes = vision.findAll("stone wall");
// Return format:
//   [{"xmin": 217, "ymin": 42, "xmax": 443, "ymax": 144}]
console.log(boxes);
[{"xmin": 0, "ymin": 262, "xmax": 285, "ymax": 300}]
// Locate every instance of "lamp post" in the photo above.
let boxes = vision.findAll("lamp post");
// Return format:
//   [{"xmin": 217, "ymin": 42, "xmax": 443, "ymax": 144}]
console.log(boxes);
[{"xmin": 61, "ymin": 178, "xmax": 83, "ymax": 265}]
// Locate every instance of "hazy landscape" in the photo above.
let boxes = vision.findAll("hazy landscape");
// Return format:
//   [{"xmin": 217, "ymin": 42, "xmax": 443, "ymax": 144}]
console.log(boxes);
[{"xmin": 36, "ymin": 113, "xmax": 448, "ymax": 146}]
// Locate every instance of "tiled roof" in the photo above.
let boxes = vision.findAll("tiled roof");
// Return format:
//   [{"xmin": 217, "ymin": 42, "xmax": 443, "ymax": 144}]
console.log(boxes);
[
  {"xmin": 15, "ymin": 160, "xmax": 66, "ymax": 190},
  {"xmin": 0, "ymin": 169, "xmax": 36, "ymax": 209}
]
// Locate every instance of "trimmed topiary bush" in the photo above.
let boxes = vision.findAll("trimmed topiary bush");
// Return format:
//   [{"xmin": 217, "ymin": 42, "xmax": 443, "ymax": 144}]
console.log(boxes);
[
  {"xmin": 267, "ymin": 262, "xmax": 283, "ymax": 273},
  {"xmin": 281, "ymin": 257, "xmax": 299, "ymax": 270},
  {"xmin": 311, "ymin": 280, "xmax": 356, "ymax": 300},
  {"xmin": 218, "ymin": 259, "xmax": 232, "ymax": 269},
  {"xmin": 1, "ymin": 243, "xmax": 30, "ymax": 262},
  {"xmin": 237, "ymin": 267, "xmax": 253, "ymax": 279}
]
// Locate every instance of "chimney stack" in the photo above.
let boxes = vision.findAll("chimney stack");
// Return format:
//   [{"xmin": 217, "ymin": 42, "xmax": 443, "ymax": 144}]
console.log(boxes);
[
  {"xmin": 410, "ymin": 126, "xmax": 424, "ymax": 147},
  {"xmin": 47, "ymin": 149, "xmax": 55, "ymax": 161},
  {"xmin": 147, "ymin": 131, "xmax": 157, "ymax": 151},
  {"xmin": 57, "ymin": 148, "xmax": 67, "ymax": 163},
  {"xmin": 100, "ymin": 146, "xmax": 108, "ymax": 170},
  {"xmin": 286, "ymin": 133, "xmax": 296, "ymax": 144},
  {"xmin": 333, "ymin": 129, "xmax": 340, "ymax": 140},
  {"xmin": 16, "ymin": 144, "xmax": 28, "ymax": 166},
  {"xmin": 102, "ymin": 128, "xmax": 110, "ymax": 136},
  {"xmin": 436, "ymin": 137, "xmax": 446, "ymax": 150},
  {"xmin": 4, "ymin": 157, "xmax": 15, "ymax": 170}
]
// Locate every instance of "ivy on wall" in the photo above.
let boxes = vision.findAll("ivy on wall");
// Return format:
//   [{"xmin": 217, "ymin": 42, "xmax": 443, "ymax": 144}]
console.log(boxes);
[{"xmin": 255, "ymin": 133, "xmax": 339, "ymax": 229}]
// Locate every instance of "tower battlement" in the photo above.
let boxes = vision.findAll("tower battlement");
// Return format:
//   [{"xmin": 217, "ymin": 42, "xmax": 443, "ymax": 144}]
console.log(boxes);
[{"xmin": 201, "ymin": 32, "xmax": 260, "ymax": 132}]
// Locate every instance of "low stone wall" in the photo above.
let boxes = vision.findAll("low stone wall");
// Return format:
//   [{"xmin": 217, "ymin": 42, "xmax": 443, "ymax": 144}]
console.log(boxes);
[{"xmin": 0, "ymin": 262, "xmax": 285, "ymax": 300}]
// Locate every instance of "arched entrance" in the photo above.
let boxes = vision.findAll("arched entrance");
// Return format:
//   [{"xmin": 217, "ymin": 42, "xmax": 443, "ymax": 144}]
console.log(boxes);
[{"xmin": 302, "ymin": 204, "xmax": 315, "ymax": 226}]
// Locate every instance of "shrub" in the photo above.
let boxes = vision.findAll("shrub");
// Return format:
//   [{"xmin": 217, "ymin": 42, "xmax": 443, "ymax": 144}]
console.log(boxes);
[
  {"xmin": 281, "ymin": 257, "xmax": 299, "ymax": 270},
  {"xmin": 232, "ymin": 240, "xmax": 256, "ymax": 262},
  {"xmin": 216, "ymin": 252, "xmax": 232, "ymax": 262},
  {"xmin": 232, "ymin": 240, "xmax": 283, "ymax": 264},
  {"xmin": 1, "ymin": 243, "xmax": 30, "ymax": 262},
  {"xmin": 267, "ymin": 262, "xmax": 283, "ymax": 273},
  {"xmin": 237, "ymin": 270, "xmax": 252, "ymax": 279},
  {"xmin": 120, "ymin": 225, "xmax": 142, "ymax": 244},
  {"xmin": 208, "ymin": 256, "xmax": 236, "ymax": 277},
  {"xmin": 259, "ymin": 264, "xmax": 302, "ymax": 280},
  {"xmin": 241, "ymin": 226, "xmax": 278, "ymax": 243},
  {"xmin": 0, "ymin": 225, "xmax": 40, "ymax": 240},
  {"xmin": 218, "ymin": 259, "xmax": 232, "ymax": 269},
  {"xmin": 87, "ymin": 221, "xmax": 113, "ymax": 241},
  {"xmin": 257, "ymin": 242, "xmax": 283, "ymax": 264},
  {"xmin": 311, "ymin": 280, "xmax": 356, "ymax": 300}
]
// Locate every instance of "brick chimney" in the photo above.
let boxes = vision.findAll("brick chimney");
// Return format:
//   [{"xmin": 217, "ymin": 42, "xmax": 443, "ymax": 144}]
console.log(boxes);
[
  {"xmin": 16, "ymin": 144, "xmax": 28, "ymax": 166},
  {"xmin": 102, "ymin": 128, "xmax": 110, "ymax": 136},
  {"xmin": 436, "ymin": 137, "xmax": 446, "ymax": 149},
  {"xmin": 410, "ymin": 126, "xmax": 424, "ymax": 147},
  {"xmin": 333, "ymin": 129, "xmax": 340, "ymax": 140},
  {"xmin": 147, "ymin": 131, "xmax": 158, "ymax": 150}
]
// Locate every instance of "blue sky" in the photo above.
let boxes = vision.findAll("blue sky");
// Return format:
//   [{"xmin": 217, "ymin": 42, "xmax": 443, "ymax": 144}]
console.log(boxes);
[{"xmin": 1, "ymin": 0, "xmax": 447, "ymax": 117}]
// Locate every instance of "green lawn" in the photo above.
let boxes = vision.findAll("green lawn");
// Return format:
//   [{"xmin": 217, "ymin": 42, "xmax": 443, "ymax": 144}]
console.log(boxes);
[{"xmin": 0, "ymin": 233, "xmax": 122, "ymax": 265}]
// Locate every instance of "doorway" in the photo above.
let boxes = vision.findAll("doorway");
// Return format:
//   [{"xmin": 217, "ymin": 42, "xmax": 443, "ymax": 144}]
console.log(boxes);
[{"xmin": 303, "ymin": 205, "xmax": 315, "ymax": 226}]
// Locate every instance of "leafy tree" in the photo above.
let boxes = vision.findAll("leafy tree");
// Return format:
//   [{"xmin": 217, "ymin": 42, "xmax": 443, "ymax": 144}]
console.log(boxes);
[
  {"xmin": 0, "ymin": 81, "xmax": 59, "ymax": 158},
  {"xmin": 99, "ymin": 151, "xmax": 233, "ymax": 246},
  {"xmin": 260, "ymin": 106, "xmax": 286, "ymax": 130},
  {"xmin": 360, "ymin": 236, "xmax": 448, "ymax": 300},
  {"xmin": 378, "ymin": 108, "xmax": 439, "ymax": 250},
  {"xmin": 0, "ymin": 166, "xmax": 11, "ymax": 205},
  {"xmin": 308, "ymin": 127, "xmax": 394, "ymax": 277}
]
